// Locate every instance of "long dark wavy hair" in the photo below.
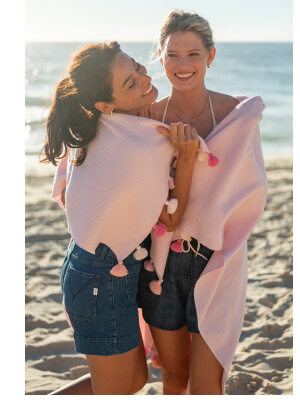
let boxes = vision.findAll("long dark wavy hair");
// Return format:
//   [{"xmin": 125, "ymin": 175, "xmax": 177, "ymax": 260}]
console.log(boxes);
[{"xmin": 40, "ymin": 42, "xmax": 121, "ymax": 166}]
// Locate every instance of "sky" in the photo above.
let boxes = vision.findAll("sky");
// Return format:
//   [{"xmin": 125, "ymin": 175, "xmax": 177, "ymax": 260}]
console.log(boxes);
[{"xmin": 25, "ymin": 0, "xmax": 293, "ymax": 43}]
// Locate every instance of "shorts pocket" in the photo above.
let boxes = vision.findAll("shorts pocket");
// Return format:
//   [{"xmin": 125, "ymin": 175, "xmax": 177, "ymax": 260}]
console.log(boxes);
[{"xmin": 64, "ymin": 266, "xmax": 101, "ymax": 320}]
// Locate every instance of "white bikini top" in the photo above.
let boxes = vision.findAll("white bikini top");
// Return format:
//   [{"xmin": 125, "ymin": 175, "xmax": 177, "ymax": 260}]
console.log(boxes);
[{"xmin": 162, "ymin": 93, "xmax": 218, "ymax": 130}]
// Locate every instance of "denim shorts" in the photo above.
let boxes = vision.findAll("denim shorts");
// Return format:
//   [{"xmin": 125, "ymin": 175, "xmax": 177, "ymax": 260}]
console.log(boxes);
[
  {"xmin": 138, "ymin": 238, "xmax": 214, "ymax": 333},
  {"xmin": 60, "ymin": 240, "xmax": 146, "ymax": 356}
]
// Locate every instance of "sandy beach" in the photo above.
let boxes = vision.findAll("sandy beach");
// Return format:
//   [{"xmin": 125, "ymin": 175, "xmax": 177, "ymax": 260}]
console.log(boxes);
[{"xmin": 25, "ymin": 156, "xmax": 293, "ymax": 395}]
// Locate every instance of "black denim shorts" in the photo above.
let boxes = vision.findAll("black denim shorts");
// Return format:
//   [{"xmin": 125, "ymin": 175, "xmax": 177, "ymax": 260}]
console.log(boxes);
[{"xmin": 138, "ymin": 237, "xmax": 214, "ymax": 333}]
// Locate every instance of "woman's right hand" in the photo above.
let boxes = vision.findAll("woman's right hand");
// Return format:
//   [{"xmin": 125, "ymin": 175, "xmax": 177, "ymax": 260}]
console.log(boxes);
[{"xmin": 157, "ymin": 122, "xmax": 200, "ymax": 161}]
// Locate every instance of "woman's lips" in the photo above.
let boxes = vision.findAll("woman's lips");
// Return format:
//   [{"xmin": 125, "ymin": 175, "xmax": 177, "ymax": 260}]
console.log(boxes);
[
  {"xmin": 174, "ymin": 72, "xmax": 195, "ymax": 81},
  {"xmin": 142, "ymin": 84, "xmax": 155, "ymax": 96}
]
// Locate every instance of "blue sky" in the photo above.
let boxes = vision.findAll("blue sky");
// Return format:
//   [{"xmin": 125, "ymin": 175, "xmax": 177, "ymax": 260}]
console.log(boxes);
[{"xmin": 25, "ymin": 0, "xmax": 293, "ymax": 42}]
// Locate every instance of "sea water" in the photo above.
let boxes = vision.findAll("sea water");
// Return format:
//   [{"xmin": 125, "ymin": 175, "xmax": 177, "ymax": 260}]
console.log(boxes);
[{"xmin": 25, "ymin": 42, "xmax": 292, "ymax": 159}]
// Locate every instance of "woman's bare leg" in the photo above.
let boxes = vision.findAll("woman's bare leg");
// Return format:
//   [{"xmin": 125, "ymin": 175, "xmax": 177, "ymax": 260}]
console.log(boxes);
[
  {"xmin": 50, "ymin": 334, "xmax": 147, "ymax": 395},
  {"xmin": 189, "ymin": 332, "xmax": 223, "ymax": 395},
  {"xmin": 150, "ymin": 325, "xmax": 191, "ymax": 395},
  {"xmin": 86, "ymin": 336, "xmax": 147, "ymax": 395}
]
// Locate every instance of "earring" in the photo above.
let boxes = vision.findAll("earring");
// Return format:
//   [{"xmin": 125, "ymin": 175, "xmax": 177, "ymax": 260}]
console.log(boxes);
[
  {"xmin": 207, "ymin": 64, "xmax": 211, "ymax": 68},
  {"xmin": 110, "ymin": 110, "xmax": 113, "ymax": 116}
]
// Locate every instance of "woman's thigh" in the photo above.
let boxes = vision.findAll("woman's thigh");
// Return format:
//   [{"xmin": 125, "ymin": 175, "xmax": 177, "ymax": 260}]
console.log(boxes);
[
  {"xmin": 150, "ymin": 325, "xmax": 191, "ymax": 391},
  {"xmin": 189, "ymin": 332, "xmax": 223, "ymax": 395},
  {"xmin": 86, "ymin": 334, "xmax": 148, "ymax": 395}
]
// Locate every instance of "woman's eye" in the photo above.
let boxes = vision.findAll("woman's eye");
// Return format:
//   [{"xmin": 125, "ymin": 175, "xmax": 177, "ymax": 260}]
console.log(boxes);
[
  {"xmin": 189, "ymin": 53, "xmax": 200, "ymax": 56},
  {"xmin": 167, "ymin": 53, "xmax": 176, "ymax": 57},
  {"xmin": 129, "ymin": 80, "xmax": 135, "ymax": 88}
]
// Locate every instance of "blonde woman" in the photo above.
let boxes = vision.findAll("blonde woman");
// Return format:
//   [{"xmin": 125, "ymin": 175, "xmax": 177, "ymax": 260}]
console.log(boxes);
[{"xmin": 138, "ymin": 10, "xmax": 267, "ymax": 395}]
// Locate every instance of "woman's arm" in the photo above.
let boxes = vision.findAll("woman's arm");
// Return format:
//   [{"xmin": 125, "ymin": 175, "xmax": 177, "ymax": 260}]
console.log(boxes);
[{"xmin": 157, "ymin": 123, "xmax": 199, "ymax": 232}]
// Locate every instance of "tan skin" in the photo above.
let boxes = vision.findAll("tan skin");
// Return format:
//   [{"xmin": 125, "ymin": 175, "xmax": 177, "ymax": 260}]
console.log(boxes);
[
  {"xmin": 50, "ymin": 51, "xmax": 199, "ymax": 395},
  {"xmin": 139, "ymin": 31, "xmax": 239, "ymax": 395}
]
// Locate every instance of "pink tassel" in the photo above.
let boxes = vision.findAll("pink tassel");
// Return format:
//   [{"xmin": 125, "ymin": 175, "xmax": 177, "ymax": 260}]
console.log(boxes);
[
  {"xmin": 149, "ymin": 279, "xmax": 163, "ymax": 295},
  {"xmin": 153, "ymin": 222, "xmax": 167, "ymax": 238},
  {"xmin": 171, "ymin": 239, "xmax": 183, "ymax": 253},
  {"xmin": 208, "ymin": 153, "xmax": 219, "ymax": 167},
  {"xmin": 168, "ymin": 176, "xmax": 175, "ymax": 189},
  {"xmin": 144, "ymin": 259, "xmax": 155, "ymax": 272},
  {"xmin": 151, "ymin": 352, "xmax": 162, "ymax": 368},
  {"xmin": 110, "ymin": 261, "xmax": 128, "ymax": 277},
  {"xmin": 145, "ymin": 347, "xmax": 150, "ymax": 357}
]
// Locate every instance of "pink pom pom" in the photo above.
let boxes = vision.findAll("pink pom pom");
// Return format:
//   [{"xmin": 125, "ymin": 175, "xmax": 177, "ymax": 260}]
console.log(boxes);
[
  {"xmin": 149, "ymin": 279, "xmax": 163, "ymax": 295},
  {"xmin": 145, "ymin": 347, "xmax": 150, "ymax": 357},
  {"xmin": 171, "ymin": 239, "xmax": 183, "ymax": 253},
  {"xmin": 144, "ymin": 259, "xmax": 155, "ymax": 272},
  {"xmin": 153, "ymin": 222, "xmax": 167, "ymax": 238},
  {"xmin": 110, "ymin": 261, "xmax": 128, "ymax": 277},
  {"xmin": 151, "ymin": 352, "xmax": 162, "ymax": 368},
  {"xmin": 208, "ymin": 153, "xmax": 219, "ymax": 167}
]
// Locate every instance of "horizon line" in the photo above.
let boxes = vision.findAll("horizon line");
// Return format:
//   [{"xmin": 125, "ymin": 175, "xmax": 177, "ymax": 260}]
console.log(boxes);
[{"xmin": 25, "ymin": 39, "xmax": 293, "ymax": 44}]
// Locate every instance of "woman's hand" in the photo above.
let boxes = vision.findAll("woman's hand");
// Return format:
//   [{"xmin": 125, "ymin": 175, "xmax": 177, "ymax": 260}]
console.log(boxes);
[
  {"xmin": 156, "ymin": 123, "xmax": 200, "ymax": 232},
  {"xmin": 157, "ymin": 123, "xmax": 199, "ymax": 160}
]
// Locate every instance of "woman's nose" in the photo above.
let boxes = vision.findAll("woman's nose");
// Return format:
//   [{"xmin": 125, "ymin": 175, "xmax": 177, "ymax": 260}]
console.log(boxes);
[
  {"xmin": 145, "ymin": 74, "xmax": 151, "ymax": 83},
  {"xmin": 177, "ymin": 57, "xmax": 188, "ymax": 67},
  {"xmin": 140, "ymin": 73, "xmax": 151, "ymax": 87}
]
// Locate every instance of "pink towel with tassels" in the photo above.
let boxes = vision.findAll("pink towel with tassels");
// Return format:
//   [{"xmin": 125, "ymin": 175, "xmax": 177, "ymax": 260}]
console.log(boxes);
[
  {"xmin": 141, "ymin": 96, "xmax": 268, "ymax": 393},
  {"xmin": 52, "ymin": 113, "xmax": 173, "ymax": 266},
  {"xmin": 52, "ymin": 112, "xmax": 213, "ymax": 273}
]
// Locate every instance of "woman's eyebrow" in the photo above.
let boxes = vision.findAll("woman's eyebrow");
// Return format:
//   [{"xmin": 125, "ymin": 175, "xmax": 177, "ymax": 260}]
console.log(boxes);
[
  {"xmin": 122, "ymin": 59, "xmax": 136, "ymax": 88},
  {"xmin": 167, "ymin": 48, "xmax": 202, "ymax": 52}
]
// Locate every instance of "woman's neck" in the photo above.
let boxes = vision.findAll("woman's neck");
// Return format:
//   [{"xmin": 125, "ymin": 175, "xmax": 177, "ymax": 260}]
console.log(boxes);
[{"xmin": 169, "ymin": 84, "xmax": 209, "ymax": 117}]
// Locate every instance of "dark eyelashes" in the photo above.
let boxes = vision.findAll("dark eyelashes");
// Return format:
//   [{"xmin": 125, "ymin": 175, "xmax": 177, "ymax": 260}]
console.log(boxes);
[{"xmin": 167, "ymin": 53, "xmax": 200, "ymax": 57}]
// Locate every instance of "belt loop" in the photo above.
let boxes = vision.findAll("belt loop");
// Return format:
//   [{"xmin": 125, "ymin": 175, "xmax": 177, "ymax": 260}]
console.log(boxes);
[{"xmin": 98, "ymin": 244, "xmax": 110, "ymax": 259}]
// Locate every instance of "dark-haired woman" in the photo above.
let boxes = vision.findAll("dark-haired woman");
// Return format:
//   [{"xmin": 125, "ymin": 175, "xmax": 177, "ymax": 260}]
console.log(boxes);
[{"xmin": 41, "ymin": 42, "xmax": 200, "ymax": 394}]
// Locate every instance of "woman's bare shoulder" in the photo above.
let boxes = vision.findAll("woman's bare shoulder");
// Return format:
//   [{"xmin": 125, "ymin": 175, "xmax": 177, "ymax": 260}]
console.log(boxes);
[
  {"xmin": 152, "ymin": 96, "xmax": 169, "ymax": 121},
  {"xmin": 209, "ymin": 91, "xmax": 240, "ymax": 122}
]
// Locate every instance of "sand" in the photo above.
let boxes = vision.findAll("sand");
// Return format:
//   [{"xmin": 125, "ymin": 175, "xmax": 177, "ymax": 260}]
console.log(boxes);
[{"xmin": 25, "ymin": 157, "xmax": 293, "ymax": 395}]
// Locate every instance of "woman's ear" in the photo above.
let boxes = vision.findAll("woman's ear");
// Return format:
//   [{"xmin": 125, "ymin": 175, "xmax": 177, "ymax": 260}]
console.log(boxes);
[
  {"xmin": 94, "ymin": 102, "xmax": 115, "ymax": 114},
  {"xmin": 207, "ymin": 47, "xmax": 216, "ymax": 66}
]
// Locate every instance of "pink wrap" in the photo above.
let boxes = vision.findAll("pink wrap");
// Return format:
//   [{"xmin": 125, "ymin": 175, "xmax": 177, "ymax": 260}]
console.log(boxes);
[
  {"xmin": 52, "ymin": 113, "xmax": 211, "ymax": 266},
  {"xmin": 140, "ymin": 95, "xmax": 268, "ymax": 393}
]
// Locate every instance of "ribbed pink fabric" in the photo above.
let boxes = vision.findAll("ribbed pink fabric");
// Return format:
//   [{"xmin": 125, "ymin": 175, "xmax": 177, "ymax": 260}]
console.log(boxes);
[
  {"xmin": 140, "ymin": 96, "xmax": 268, "ymax": 394},
  {"xmin": 52, "ymin": 113, "xmax": 212, "ymax": 264},
  {"xmin": 52, "ymin": 113, "xmax": 177, "ymax": 263}
]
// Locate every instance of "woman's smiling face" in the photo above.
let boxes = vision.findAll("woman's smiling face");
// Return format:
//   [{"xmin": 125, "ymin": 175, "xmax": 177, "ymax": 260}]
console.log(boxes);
[
  {"xmin": 161, "ymin": 31, "xmax": 215, "ymax": 91},
  {"xmin": 109, "ymin": 51, "xmax": 158, "ymax": 114}
]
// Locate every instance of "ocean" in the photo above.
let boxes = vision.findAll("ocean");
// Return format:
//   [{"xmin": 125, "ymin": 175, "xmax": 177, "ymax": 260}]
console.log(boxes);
[{"xmin": 25, "ymin": 42, "xmax": 292, "ymax": 159}]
